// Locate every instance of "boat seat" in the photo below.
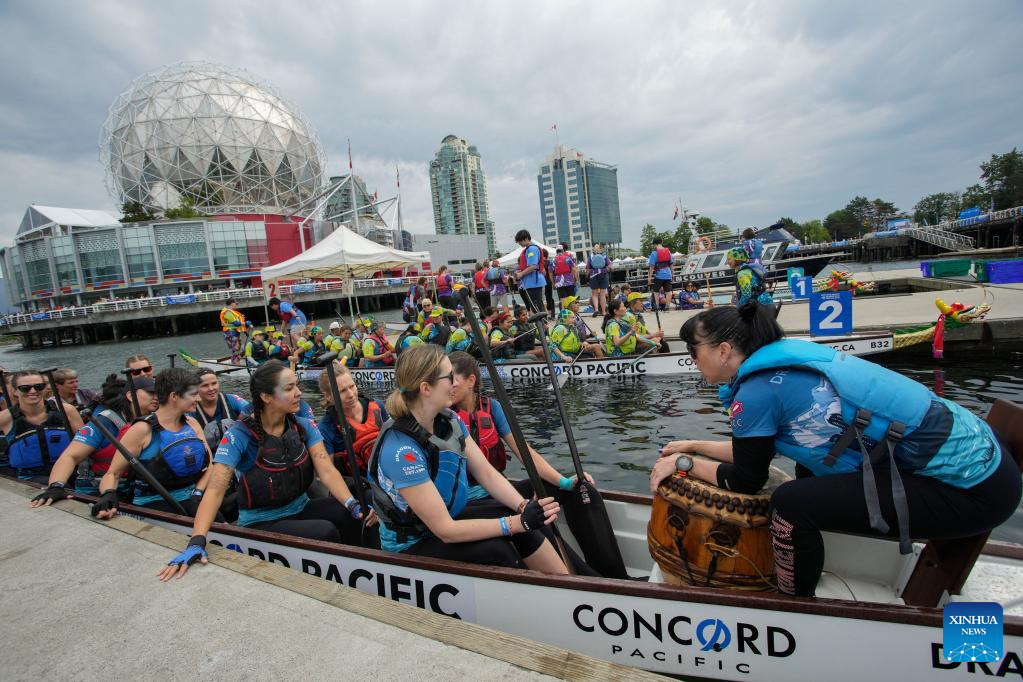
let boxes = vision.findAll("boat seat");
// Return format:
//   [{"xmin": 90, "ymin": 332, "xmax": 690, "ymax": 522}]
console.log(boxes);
[{"xmin": 900, "ymin": 398, "xmax": 1023, "ymax": 607}]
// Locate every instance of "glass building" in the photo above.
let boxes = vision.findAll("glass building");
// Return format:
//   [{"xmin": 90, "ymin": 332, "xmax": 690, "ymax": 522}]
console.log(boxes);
[
  {"xmin": 429, "ymin": 135, "xmax": 496, "ymax": 257},
  {"xmin": 537, "ymin": 145, "xmax": 622, "ymax": 257},
  {"xmin": 0, "ymin": 205, "xmax": 284, "ymax": 310}
]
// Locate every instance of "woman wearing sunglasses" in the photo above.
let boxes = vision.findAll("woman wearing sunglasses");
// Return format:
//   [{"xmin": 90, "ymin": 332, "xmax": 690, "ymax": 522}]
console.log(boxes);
[
  {"xmin": 0, "ymin": 370, "xmax": 84, "ymax": 483},
  {"xmin": 367, "ymin": 344, "xmax": 568, "ymax": 573},
  {"xmin": 125, "ymin": 355, "xmax": 154, "ymax": 378}
]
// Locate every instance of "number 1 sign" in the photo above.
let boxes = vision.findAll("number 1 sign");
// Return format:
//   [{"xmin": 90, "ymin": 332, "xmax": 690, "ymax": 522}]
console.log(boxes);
[{"xmin": 809, "ymin": 290, "xmax": 852, "ymax": 336}]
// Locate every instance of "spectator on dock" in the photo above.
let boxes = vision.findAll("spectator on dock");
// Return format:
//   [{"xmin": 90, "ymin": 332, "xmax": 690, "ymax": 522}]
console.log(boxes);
[
  {"xmin": 586, "ymin": 243, "xmax": 611, "ymax": 318},
  {"xmin": 434, "ymin": 266, "xmax": 455, "ymax": 310},
  {"xmin": 514, "ymin": 229, "xmax": 547, "ymax": 316},
  {"xmin": 486, "ymin": 259, "xmax": 510, "ymax": 309},
  {"xmin": 647, "ymin": 236, "xmax": 674, "ymax": 312},
  {"xmin": 473, "ymin": 263, "xmax": 491, "ymax": 310},
  {"xmin": 552, "ymin": 243, "xmax": 577, "ymax": 308}
]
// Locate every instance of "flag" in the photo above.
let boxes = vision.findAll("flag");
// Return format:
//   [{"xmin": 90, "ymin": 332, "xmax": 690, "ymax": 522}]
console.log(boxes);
[
  {"xmin": 396, "ymin": 164, "xmax": 400, "ymax": 189},
  {"xmin": 551, "ymin": 123, "xmax": 557, "ymax": 131},
  {"xmin": 373, "ymin": 190, "xmax": 378, "ymax": 201},
  {"xmin": 673, "ymin": 204, "xmax": 679, "ymax": 220},
  {"xmin": 347, "ymin": 139, "xmax": 353, "ymax": 170}
]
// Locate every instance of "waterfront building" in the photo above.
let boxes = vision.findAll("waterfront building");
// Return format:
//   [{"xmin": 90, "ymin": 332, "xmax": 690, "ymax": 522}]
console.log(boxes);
[
  {"xmin": 0, "ymin": 205, "xmax": 309, "ymax": 310},
  {"xmin": 323, "ymin": 174, "xmax": 399, "ymax": 248},
  {"xmin": 429, "ymin": 135, "xmax": 496, "ymax": 257},
  {"xmin": 537, "ymin": 145, "xmax": 622, "ymax": 257},
  {"xmin": 412, "ymin": 233, "xmax": 489, "ymax": 277}
]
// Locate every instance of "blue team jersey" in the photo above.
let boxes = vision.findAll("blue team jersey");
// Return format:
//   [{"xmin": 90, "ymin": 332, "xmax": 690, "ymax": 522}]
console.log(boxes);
[
  {"xmin": 297, "ymin": 400, "xmax": 314, "ymax": 420},
  {"xmin": 464, "ymin": 398, "xmax": 512, "ymax": 501},
  {"xmin": 520, "ymin": 245, "xmax": 547, "ymax": 289},
  {"xmin": 648, "ymin": 251, "xmax": 673, "ymax": 280},
  {"xmin": 214, "ymin": 416, "xmax": 323, "ymax": 526},
  {"xmin": 372, "ymin": 420, "xmax": 470, "ymax": 553}
]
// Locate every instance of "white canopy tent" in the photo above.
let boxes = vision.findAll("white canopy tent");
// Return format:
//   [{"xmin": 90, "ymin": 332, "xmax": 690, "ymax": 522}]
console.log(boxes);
[
  {"xmin": 260, "ymin": 224, "xmax": 431, "ymax": 282},
  {"xmin": 496, "ymin": 241, "xmax": 557, "ymax": 269}
]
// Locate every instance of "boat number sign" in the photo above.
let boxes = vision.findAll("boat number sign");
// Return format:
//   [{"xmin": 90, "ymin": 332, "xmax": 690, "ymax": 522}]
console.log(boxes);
[{"xmin": 809, "ymin": 290, "xmax": 852, "ymax": 336}]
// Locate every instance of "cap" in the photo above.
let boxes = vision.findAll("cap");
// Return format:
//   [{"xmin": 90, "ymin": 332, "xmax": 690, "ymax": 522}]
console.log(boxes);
[
  {"xmin": 264, "ymin": 326, "xmax": 276, "ymax": 334},
  {"xmin": 627, "ymin": 292, "xmax": 645, "ymax": 303},
  {"xmin": 561, "ymin": 295, "xmax": 579, "ymax": 308},
  {"xmin": 727, "ymin": 247, "xmax": 749, "ymax": 263},
  {"xmin": 252, "ymin": 328, "xmax": 266, "ymax": 336},
  {"xmin": 273, "ymin": 331, "xmax": 285, "ymax": 339},
  {"xmin": 558, "ymin": 308, "xmax": 574, "ymax": 324},
  {"xmin": 429, "ymin": 308, "xmax": 443, "ymax": 318},
  {"xmin": 309, "ymin": 325, "xmax": 323, "ymax": 335},
  {"xmin": 132, "ymin": 376, "xmax": 156, "ymax": 393},
  {"xmin": 329, "ymin": 321, "xmax": 341, "ymax": 330}
]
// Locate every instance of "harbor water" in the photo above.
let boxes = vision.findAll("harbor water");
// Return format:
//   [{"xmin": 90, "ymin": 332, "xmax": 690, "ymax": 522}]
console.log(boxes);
[{"xmin": 2, "ymin": 326, "xmax": 1021, "ymax": 545}]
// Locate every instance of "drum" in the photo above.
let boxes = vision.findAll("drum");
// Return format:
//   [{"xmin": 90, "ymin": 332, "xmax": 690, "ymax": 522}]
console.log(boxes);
[{"xmin": 648, "ymin": 467, "xmax": 791, "ymax": 590}]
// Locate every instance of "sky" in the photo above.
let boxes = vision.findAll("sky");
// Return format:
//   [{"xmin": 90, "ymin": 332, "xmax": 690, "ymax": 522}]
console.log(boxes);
[{"xmin": 0, "ymin": 0, "xmax": 1020, "ymax": 252}]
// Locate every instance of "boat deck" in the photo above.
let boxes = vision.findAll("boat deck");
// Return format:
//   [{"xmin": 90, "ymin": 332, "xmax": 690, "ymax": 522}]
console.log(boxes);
[{"xmin": 0, "ymin": 481, "xmax": 661, "ymax": 681}]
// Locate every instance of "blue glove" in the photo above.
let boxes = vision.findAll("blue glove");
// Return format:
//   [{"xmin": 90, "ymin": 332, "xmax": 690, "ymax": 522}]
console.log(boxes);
[{"xmin": 168, "ymin": 535, "xmax": 208, "ymax": 567}]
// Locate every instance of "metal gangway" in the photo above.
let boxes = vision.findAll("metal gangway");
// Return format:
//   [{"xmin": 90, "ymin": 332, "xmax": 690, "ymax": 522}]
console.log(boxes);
[{"xmin": 904, "ymin": 227, "xmax": 976, "ymax": 252}]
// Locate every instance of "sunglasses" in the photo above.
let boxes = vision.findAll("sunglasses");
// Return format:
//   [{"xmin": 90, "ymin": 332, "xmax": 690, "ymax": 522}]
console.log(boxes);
[
  {"xmin": 435, "ymin": 372, "xmax": 454, "ymax": 384},
  {"xmin": 128, "ymin": 366, "xmax": 153, "ymax": 376},
  {"xmin": 17, "ymin": 383, "xmax": 46, "ymax": 394}
]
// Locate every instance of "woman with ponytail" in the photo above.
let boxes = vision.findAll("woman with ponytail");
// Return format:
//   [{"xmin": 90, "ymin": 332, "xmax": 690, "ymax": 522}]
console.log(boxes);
[
  {"xmin": 650, "ymin": 302, "xmax": 1020, "ymax": 597},
  {"xmin": 159, "ymin": 361, "xmax": 378, "ymax": 581},
  {"xmin": 368, "ymin": 344, "xmax": 568, "ymax": 573}
]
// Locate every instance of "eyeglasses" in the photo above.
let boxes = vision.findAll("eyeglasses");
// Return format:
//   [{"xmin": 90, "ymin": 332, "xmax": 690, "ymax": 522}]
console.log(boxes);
[
  {"xmin": 435, "ymin": 372, "xmax": 454, "ymax": 384},
  {"xmin": 686, "ymin": 342, "xmax": 704, "ymax": 357},
  {"xmin": 128, "ymin": 366, "xmax": 153, "ymax": 376},
  {"xmin": 16, "ymin": 383, "xmax": 46, "ymax": 394}
]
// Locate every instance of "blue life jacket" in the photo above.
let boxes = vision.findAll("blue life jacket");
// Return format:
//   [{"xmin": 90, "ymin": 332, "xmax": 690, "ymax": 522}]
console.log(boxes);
[
  {"xmin": 720, "ymin": 339, "xmax": 1001, "ymax": 552},
  {"xmin": 368, "ymin": 410, "xmax": 467, "ymax": 544},
  {"xmin": 589, "ymin": 253, "xmax": 608, "ymax": 271},
  {"xmin": 137, "ymin": 414, "xmax": 207, "ymax": 493},
  {"xmin": 6, "ymin": 405, "xmax": 71, "ymax": 473}
]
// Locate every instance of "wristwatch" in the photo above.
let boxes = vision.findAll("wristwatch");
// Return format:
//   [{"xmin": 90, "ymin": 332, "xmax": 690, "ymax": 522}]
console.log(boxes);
[{"xmin": 674, "ymin": 455, "xmax": 694, "ymax": 476}]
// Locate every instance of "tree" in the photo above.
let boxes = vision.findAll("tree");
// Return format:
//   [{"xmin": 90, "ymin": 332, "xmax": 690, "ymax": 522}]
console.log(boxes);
[
  {"xmin": 800, "ymin": 219, "xmax": 830, "ymax": 243},
  {"xmin": 823, "ymin": 209, "xmax": 857, "ymax": 240},
  {"xmin": 639, "ymin": 223, "xmax": 658, "ymax": 255},
  {"xmin": 913, "ymin": 192, "xmax": 961, "ymax": 225},
  {"xmin": 119, "ymin": 201, "xmax": 156, "ymax": 223},
  {"xmin": 980, "ymin": 148, "xmax": 1023, "ymax": 211},
  {"xmin": 163, "ymin": 197, "xmax": 202, "ymax": 220},
  {"xmin": 840, "ymin": 196, "xmax": 900, "ymax": 233},
  {"xmin": 961, "ymin": 183, "xmax": 990, "ymax": 212},
  {"xmin": 671, "ymin": 221, "xmax": 691, "ymax": 254}
]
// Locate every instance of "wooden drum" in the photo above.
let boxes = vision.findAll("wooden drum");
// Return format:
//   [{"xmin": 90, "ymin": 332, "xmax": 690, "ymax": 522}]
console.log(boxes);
[{"xmin": 648, "ymin": 467, "xmax": 791, "ymax": 591}]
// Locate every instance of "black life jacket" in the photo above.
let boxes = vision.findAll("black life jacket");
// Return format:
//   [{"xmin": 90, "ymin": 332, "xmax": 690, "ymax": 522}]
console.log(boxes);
[
  {"xmin": 250, "ymin": 339, "xmax": 269, "ymax": 362},
  {"xmin": 6, "ymin": 405, "xmax": 71, "ymax": 472},
  {"xmin": 368, "ymin": 410, "xmax": 466, "ymax": 543},
  {"xmin": 137, "ymin": 414, "xmax": 208, "ymax": 493},
  {"xmin": 489, "ymin": 327, "xmax": 517, "ymax": 359},
  {"xmin": 194, "ymin": 394, "xmax": 242, "ymax": 453},
  {"xmin": 238, "ymin": 415, "xmax": 314, "ymax": 510}
]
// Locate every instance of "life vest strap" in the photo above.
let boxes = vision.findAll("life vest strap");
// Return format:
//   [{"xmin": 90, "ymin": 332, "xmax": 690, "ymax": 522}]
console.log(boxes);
[{"xmin": 824, "ymin": 407, "xmax": 872, "ymax": 466}]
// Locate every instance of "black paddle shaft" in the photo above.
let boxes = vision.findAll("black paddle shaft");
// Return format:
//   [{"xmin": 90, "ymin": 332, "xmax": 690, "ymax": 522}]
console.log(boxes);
[
  {"xmin": 318, "ymin": 353, "xmax": 368, "ymax": 512},
  {"xmin": 167, "ymin": 353, "xmax": 176, "ymax": 368},
  {"xmin": 39, "ymin": 367, "xmax": 74, "ymax": 436},
  {"xmin": 650, "ymin": 289, "xmax": 662, "ymax": 330},
  {"xmin": 86, "ymin": 413, "xmax": 188, "ymax": 516},
  {"xmin": 525, "ymin": 313, "xmax": 586, "ymax": 481},
  {"xmin": 458, "ymin": 289, "xmax": 546, "ymax": 498},
  {"xmin": 120, "ymin": 368, "xmax": 143, "ymax": 419}
]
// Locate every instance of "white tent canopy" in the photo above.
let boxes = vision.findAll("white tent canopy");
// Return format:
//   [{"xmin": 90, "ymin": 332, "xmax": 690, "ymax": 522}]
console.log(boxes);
[
  {"xmin": 260, "ymin": 225, "xmax": 430, "ymax": 282},
  {"xmin": 496, "ymin": 241, "xmax": 557, "ymax": 269}
]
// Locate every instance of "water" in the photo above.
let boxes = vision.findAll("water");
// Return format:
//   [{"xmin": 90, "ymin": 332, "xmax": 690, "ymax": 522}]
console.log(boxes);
[{"xmin": 3, "ymin": 326, "xmax": 1021, "ymax": 544}]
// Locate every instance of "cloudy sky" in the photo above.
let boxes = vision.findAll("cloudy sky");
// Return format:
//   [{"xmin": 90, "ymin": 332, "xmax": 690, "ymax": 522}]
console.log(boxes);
[{"xmin": 0, "ymin": 1, "xmax": 1020, "ymax": 251}]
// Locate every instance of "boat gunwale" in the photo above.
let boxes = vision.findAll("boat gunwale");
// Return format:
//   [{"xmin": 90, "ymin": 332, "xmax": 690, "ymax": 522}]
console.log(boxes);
[{"xmin": 12, "ymin": 476, "xmax": 1020, "ymax": 634}]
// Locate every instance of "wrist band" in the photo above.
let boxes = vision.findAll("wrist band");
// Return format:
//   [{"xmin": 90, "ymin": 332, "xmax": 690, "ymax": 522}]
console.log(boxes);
[
  {"xmin": 343, "ymin": 496, "xmax": 356, "ymax": 509},
  {"xmin": 499, "ymin": 516, "xmax": 511, "ymax": 537},
  {"xmin": 49, "ymin": 481, "xmax": 65, "ymax": 489},
  {"xmin": 192, "ymin": 489, "xmax": 204, "ymax": 498},
  {"xmin": 558, "ymin": 476, "xmax": 574, "ymax": 491}
]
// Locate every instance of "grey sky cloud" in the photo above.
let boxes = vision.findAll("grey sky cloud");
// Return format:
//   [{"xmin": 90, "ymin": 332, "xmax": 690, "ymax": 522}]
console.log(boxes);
[{"xmin": 1, "ymin": 0, "xmax": 1020, "ymax": 252}]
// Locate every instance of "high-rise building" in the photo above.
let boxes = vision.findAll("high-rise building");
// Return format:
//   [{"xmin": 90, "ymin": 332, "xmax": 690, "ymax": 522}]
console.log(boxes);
[
  {"xmin": 537, "ymin": 145, "xmax": 622, "ymax": 256},
  {"xmin": 323, "ymin": 174, "xmax": 398, "ymax": 248},
  {"xmin": 429, "ymin": 135, "xmax": 496, "ymax": 257}
]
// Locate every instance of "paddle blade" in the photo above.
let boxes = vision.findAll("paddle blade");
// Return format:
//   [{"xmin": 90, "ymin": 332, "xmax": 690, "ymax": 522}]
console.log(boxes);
[
  {"xmin": 178, "ymin": 348, "xmax": 200, "ymax": 367},
  {"xmin": 556, "ymin": 371, "xmax": 571, "ymax": 388},
  {"xmin": 560, "ymin": 480, "xmax": 630, "ymax": 579}
]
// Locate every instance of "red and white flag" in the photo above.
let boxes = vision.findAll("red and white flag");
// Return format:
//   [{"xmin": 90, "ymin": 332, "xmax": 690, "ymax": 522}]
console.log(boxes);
[
  {"xmin": 347, "ymin": 139, "xmax": 353, "ymax": 170},
  {"xmin": 372, "ymin": 190, "xmax": 378, "ymax": 201},
  {"xmin": 673, "ymin": 204, "xmax": 679, "ymax": 220}
]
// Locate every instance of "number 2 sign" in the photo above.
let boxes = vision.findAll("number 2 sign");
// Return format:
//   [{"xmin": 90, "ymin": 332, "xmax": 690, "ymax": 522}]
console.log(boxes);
[{"xmin": 809, "ymin": 290, "xmax": 852, "ymax": 336}]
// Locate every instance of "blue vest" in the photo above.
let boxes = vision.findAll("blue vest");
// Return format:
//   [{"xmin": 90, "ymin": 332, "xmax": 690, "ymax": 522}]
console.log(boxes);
[
  {"xmin": 719, "ymin": 339, "xmax": 999, "ymax": 488},
  {"xmin": 6, "ymin": 406, "xmax": 71, "ymax": 473},
  {"xmin": 138, "ymin": 415, "xmax": 207, "ymax": 493}
]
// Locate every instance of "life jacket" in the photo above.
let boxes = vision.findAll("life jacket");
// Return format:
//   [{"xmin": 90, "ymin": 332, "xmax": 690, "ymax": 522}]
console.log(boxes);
[
  {"xmin": 249, "ymin": 339, "xmax": 269, "ymax": 362},
  {"xmin": 489, "ymin": 327, "xmax": 517, "ymax": 359},
  {"xmin": 654, "ymin": 246, "xmax": 673, "ymax": 269},
  {"xmin": 136, "ymin": 414, "xmax": 207, "ymax": 494},
  {"xmin": 604, "ymin": 317, "xmax": 636, "ymax": 355},
  {"xmin": 332, "ymin": 397, "xmax": 385, "ymax": 476},
  {"xmin": 274, "ymin": 342, "xmax": 292, "ymax": 359},
  {"xmin": 737, "ymin": 262, "xmax": 769, "ymax": 298},
  {"xmin": 300, "ymin": 340, "xmax": 328, "ymax": 365},
  {"xmin": 220, "ymin": 308, "xmax": 244, "ymax": 332},
  {"xmin": 588, "ymin": 252, "xmax": 608, "ymax": 271},
  {"xmin": 554, "ymin": 252, "xmax": 574, "ymax": 276},
  {"xmin": 368, "ymin": 410, "xmax": 467, "ymax": 543},
  {"xmin": 511, "ymin": 322, "xmax": 536, "ymax": 352},
  {"xmin": 6, "ymin": 405, "xmax": 72, "ymax": 471},
  {"xmin": 435, "ymin": 273, "xmax": 452, "ymax": 295},
  {"xmin": 551, "ymin": 323, "xmax": 582, "ymax": 354},
  {"xmin": 89, "ymin": 409, "xmax": 129, "ymax": 474},
  {"xmin": 474, "ymin": 270, "xmax": 488, "ymax": 290},
  {"xmin": 455, "ymin": 397, "xmax": 508, "ymax": 477},
  {"xmin": 719, "ymin": 339, "xmax": 1002, "ymax": 553},
  {"xmin": 194, "ymin": 393, "xmax": 242, "ymax": 454},
  {"xmin": 365, "ymin": 333, "xmax": 396, "ymax": 366},
  {"xmin": 485, "ymin": 266, "xmax": 504, "ymax": 283},
  {"xmin": 238, "ymin": 415, "xmax": 314, "ymax": 510},
  {"xmin": 422, "ymin": 322, "xmax": 451, "ymax": 348},
  {"xmin": 396, "ymin": 331, "xmax": 424, "ymax": 354},
  {"xmin": 518, "ymin": 244, "xmax": 545, "ymax": 278}
]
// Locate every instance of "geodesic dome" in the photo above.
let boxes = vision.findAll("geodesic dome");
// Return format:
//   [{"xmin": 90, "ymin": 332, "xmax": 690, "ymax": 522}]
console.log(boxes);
[{"xmin": 100, "ymin": 62, "xmax": 325, "ymax": 215}]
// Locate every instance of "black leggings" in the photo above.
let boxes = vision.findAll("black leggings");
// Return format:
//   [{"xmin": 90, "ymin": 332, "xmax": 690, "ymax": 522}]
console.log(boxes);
[
  {"xmin": 770, "ymin": 447, "xmax": 1021, "ymax": 596},
  {"xmin": 249, "ymin": 497, "xmax": 380, "ymax": 547},
  {"xmin": 141, "ymin": 495, "xmax": 227, "ymax": 523}
]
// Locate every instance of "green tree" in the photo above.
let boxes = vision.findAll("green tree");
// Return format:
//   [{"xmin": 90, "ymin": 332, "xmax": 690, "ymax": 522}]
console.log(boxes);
[
  {"xmin": 980, "ymin": 148, "xmax": 1023, "ymax": 211},
  {"xmin": 800, "ymin": 219, "xmax": 830, "ymax": 243},
  {"xmin": 961, "ymin": 183, "xmax": 990, "ymax": 212},
  {"xmin": 824, "ymin": 209, "xmax": 857, "ymax": 240},
  {"xmin": 164, "ymin": 197, "xmax": 202, "ymax": 220},
  {"xmin": 671, "ymin": 221, "xmax": 691, "ymax": 254},
  {"xmin": 119, "ymin": 200, "xmax": 156, "ymax": 223},
  {"xmin": 639, "ymin": 223, "xmax": 658, "ymax": 255},
  {"xmin": 913, "ymin": 192, "xmax": 961, "ymax": 225}
]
